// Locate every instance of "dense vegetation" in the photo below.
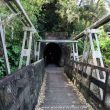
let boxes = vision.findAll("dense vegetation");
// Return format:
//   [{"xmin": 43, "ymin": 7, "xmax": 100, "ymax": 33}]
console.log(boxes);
[{"xmin": 0, "ymin": 0, "xmax": 110, "ymax": 77}]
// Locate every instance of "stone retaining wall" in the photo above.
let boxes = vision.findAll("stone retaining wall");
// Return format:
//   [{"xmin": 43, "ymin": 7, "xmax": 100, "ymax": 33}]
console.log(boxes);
[{"xmin": 0, "ymin": 59, "xmax": 45, "ymax": 110}]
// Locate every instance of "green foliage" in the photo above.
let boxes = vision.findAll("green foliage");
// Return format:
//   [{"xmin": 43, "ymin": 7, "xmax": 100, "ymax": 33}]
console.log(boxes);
[
  {"xmin": 0, "ymin": 58, "xmax": 6, "ymax": 78},
  {"xmin": 7, "ymin": 43, "xmax": 21, "ymax": 71},
  {"xmin": 77, "ymin": 39, "xmax": 84, "ymax": 55},
  {"xmin": 99, "ymin": 27, "xmax": 110, "ymax": 67}
]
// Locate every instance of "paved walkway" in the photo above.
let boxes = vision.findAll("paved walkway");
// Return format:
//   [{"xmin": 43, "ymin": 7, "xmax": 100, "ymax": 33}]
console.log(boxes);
[{"xmin": 36, "ymin": 66, "xmax": 93, "ymax": 110}]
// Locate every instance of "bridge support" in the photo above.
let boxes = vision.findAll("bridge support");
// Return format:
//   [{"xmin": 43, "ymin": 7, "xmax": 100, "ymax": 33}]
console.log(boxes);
[
  {"xmin": 19, "ymin": 27, "xmax": 36, "ymax": 69},
  {"xmin": 33, "ymin": 41, "xmax": 41, "ymax": 61},
  {"xmin": 0, "ymin": 18, "xmax": 11, "ymax": 74},
  {"xmin": 82, "ymin": 29, "xmax": 106, "ymax": 100},
  {"xmin": 70, "ymin": 42, "xmax": 79, "ymax": 61}
]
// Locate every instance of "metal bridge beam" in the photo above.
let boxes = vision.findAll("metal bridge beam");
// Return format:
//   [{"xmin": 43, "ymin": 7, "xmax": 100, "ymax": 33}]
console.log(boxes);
[
  {"xmin": 38, "ymin": 39, "xmax": 79, "ymax": 62},
  {"xmin": 4, "ymin": 0, "xmax": 34, "ymax": 28},
  {"xmin": 0, "ymin": 18, "xmax": 11, "ymax": 74},
  {"xmin": 74, "ymin": 13, "xmax": 110, "ymax": 40},
  {"xmin": 38, "ymin": 40, "xmax": 78, "ymax": 43}
]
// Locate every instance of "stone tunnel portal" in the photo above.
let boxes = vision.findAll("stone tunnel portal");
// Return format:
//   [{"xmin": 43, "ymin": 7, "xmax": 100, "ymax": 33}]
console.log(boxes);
[{"xmin": 44, "ymin": 43, "xmax": 62, "ymax": 66}]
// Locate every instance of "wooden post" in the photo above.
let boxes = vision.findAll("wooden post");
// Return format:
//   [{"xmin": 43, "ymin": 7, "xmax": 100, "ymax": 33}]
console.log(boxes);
[
  {"xmin": 37, "ymin": 42, "xmax": 41, "ymax": 61},
  {"xmin": 89, "ymin": 66, "xmax": 93, "ymax": 91},
  {"xmin": 34, "ymin": 41, "xmax": 38, "ymax": 61},
  {"xmin": 103, "ymin": 71, "xmax": 109, "ymax": 105}
]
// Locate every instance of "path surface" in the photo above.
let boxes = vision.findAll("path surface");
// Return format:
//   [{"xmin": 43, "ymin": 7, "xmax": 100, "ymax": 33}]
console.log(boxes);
[{"xmin": 36, "ymin": 66, "xmax": 92, "ymax": 110}]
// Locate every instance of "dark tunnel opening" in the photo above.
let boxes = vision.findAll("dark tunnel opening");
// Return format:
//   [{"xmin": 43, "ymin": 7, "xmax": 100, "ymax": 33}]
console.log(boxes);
[{"xmin": 44, "ymin": 43, "xmax": 62, "ymax": 66}]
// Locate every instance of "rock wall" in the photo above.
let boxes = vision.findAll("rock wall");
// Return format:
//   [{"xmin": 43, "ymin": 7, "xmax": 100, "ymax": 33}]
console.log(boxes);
[{"xmin": 0, "ymin": 59, "xmax": 45, "ymax": 110}]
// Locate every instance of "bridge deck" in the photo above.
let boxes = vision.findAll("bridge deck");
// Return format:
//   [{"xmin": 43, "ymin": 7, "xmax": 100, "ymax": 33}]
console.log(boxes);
[{"xmin": 36, "ymin": 66, "xmax": 92, "ymax": 110}]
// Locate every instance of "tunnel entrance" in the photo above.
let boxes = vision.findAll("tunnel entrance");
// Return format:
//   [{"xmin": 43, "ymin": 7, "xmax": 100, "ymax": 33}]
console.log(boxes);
[{"xmin": 44, "ymin": 43, "xmax": 62, "ymax": 66}]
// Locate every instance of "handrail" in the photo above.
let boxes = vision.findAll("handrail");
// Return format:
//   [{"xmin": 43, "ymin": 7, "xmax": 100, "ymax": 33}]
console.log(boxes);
[
  {"xmin": 73, "ymin": 61, "xmax": 110, "ymax": 72},
  {"xmin": 66, "ymin": 60, "xmax": 110, "ymax": 109},
  {"xmin": 4, "ymin": 0, "xmax": 34, "ymax": 28},
  {"xmin": 74, "ymin": 13, "xmax": 110, "ymax": 40}
]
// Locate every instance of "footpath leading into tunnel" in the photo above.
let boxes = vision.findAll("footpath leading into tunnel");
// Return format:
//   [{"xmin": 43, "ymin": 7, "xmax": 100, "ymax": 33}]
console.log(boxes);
[{"xmin": 35, "ymin": 66, "xmax": 93, "ymax": 110}]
